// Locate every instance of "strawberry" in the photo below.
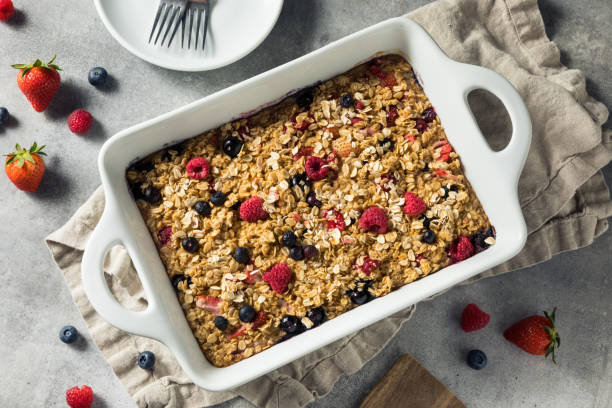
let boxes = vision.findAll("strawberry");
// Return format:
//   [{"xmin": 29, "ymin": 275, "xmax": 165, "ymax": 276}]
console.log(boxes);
[
  {"xmin": 504, "ymin": 308, "xmax": 560, "ymax": 362},
  {"xmin": 4, "ymin": 142, "xmax": 46, "ymax": 192},
  {"xmin": 461, "ymin": 303, "xmax": 490, "ymax": 332},
  {"xmin": 12, "ymin": 55, "xmax": 62, "ymax": 112},
  {"xmin": 227, "ymin": 325, "xmax": 247, "ymax": 340},
  {"xmin": 195, "ymin": 295, "xmax": 222, "ymax": 314},
  {"xmin": 252, "ymin": 311, "xmax": 268, "ymax": 329}
]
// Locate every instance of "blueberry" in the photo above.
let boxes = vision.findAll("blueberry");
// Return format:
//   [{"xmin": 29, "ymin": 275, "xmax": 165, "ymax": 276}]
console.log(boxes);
[
  {"xmin": 277, "ymin": 332, "xmax": 295, "ymax": 343},
  {"xmin": 289, "ymin": 246, "xmax": 304, "ymax": 261},
  {"xmin": 347, "ymin": 289, "xmax": 370, "ymax": 305},
  {"xmin": 380, "ymin": 138, "xmax": 395, "ymax": 153},
  {"xmin": 306, "ymin": 192, "xmax": 321, "ymax": 207},
  {"xmin": 282, "ymin": 230, "xmax": 298, "ymax": 247},
  {"xmin": 138, "ymin": 351, "xmax": 156, "ymax": 370},
  {"xmin": 472, "ymin": 233, "xmax": 489, "ymax": 250},
  {"xmin": 290, "ymin": 173, "xmax": 310, "ymax": 191},
  {"xmin": 280, "ymin": 315, "xmax": 305, "ymax": 334},
  {"xmin": 182, "ymin": 237, "xmax": 199, "ymax": 253},
  {"xmin": 306, "ymin": 307, "xmax": 326, "ymax": 326},
  {"xmin": 233, "ymin": 246, "xmax": 249, "ymax": 264},
  {"xmin": 239, "ymin": 305, "xmax": 256, "ymax": 323},
  {"xmin": 214, "ymin": 316, "xmax": 228, "ymax": 331},
  {"xmin": 129, "ymin": 182, "xmax": 145, "ymax": 200},
  {"xmin": 422, "ymin": 229, "xmax": 436, "ymax": 244},
  {"xmin": 129, "ymin": 159, "xmax": 154, "ymax": 172},
  {"xmin": 194, "ymin": 201, "xmax": 212, "ymax": 216},
  {"xmin": 88, "ymin": 67, "xmax": 108, "ymax": 86},
  {"xmin": 59, "ymin": 325, "xmax": 79, "ymax": 344},
  {"xmin": 303, "ymin": 245, "xmax": 318, "ymax": 259},
  {"xmin": 0, "ymin": 107, "xmax": 9, "ymax": 125},
  {"xmin": 296, "ymin": 89, "xmax": 314, "ymax": 108},
  {"xmin": 172, "ymin": 274, "xmax": 191, "ymax": 290},
  {"xmin": 210, "ymin": 191, "xmax": 227, "ymax": 206},
  {"xmin": 423, "ymin": 107, "xmax": 436, "ymax": 123},
  {"xmin": 339, "ymin": 93, "xmax": 354, "ymax": 108},
  {"xmin": 143, "ymin": 186, "xmax": 162, "ymax": 204},
  {"xmin": 222, "ymin": 136, "xmax": 243, "ymax": 158},
  {"xmin": 467, "ymin": 349, "xmax": 487, "ymax": 370},
  {"xmin": 442, "ymin": 185, "xmax": 458, "ymax": 198},
  {"xmin": 230, "ymin": 200, "xmax": 242, "ymax": 211},
  {"xmin": 422, "ymin": 217, "xmax": 434, "ymax": 229}
]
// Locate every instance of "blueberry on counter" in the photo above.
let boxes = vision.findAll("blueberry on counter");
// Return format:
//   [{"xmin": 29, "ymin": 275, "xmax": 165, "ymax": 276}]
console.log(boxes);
[
  {"xmin": 239, "ymin": 305, "xmax": 256, "ymax": 323},
  {"xmin": 88, "ymin": 67, "xmax": 108, "ymax": 86},
  {"xmin": 214, "ymin": 316, "xmax": 228, "ymax": 331},
  {"xmin": 59, "ymin": 325, "xmax": 79, "ymax": 344},
  {"xmin": 181, "ymin": 237, "xmax": 199, "ymax": 253},
  {"xmin": 233, "ymin": 246, "xmax": 249, "ymax": 264},
  {"xmin": 194, "ymin": 201, "xmax": 212, "ymax": 216},
  {"xmin": 222, "ymin": 136, "xmax": 243, "ymax": 158},
  {"xmin": 467, "ymin": 349, "xmax": 487, "ymax": 370},
  {"xmin": 0, "ymin": 107, "xmax": 9, "ymax": 125},
  {"xmin": 210, "ymin": 191, "xmax": 227, "ymax": 206},
  {"xmin": 138, "ymin": 351, "xmax": 156, "ymax": 370}
]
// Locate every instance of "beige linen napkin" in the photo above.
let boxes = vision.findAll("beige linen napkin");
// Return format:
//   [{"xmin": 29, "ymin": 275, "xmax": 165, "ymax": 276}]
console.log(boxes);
[{"xmin": 46, "ymin": 0, "xmax": 612, "ymax": 406}]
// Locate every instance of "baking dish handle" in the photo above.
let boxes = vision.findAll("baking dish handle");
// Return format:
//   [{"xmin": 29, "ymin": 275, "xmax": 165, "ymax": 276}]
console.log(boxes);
[
  {"xmin": 81, "ymin": 206, "xmax": 164, "ymax": 338},
  {"xmin": 455, "ymin": 64, "xmax": 532, "ymax": 183}
]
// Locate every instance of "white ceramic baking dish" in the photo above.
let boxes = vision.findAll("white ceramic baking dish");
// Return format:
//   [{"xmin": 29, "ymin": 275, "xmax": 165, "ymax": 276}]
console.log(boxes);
[{"xmin": 82, "ymin": 16, "xmax": 531, "ymax": 391}]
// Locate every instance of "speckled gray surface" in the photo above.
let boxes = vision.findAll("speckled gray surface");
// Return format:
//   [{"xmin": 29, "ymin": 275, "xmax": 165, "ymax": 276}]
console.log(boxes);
[{"xmin": 0, "ymin": 1, "xmax": 610, "ymax": 407}]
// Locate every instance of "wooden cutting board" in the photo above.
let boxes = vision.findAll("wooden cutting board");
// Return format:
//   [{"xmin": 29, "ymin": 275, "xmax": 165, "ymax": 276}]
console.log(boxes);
[{"xmin": 361, "ymin": 354, "xmax": 465, "ymax": 408}]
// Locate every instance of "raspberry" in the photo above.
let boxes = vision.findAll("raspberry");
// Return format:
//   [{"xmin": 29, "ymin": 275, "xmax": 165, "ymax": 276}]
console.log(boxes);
[
  {"xmin": 305, "ymin": 156, "xmax": 329, "ymax": 181},
  {"xmin": 65, "ymin": 385, "xmax": 94, "ymax": 408},
  {"xmin": 357, "ymin": 257, "xmax": 380, "ymax": 276},
  {"xmin": 359, "ymin": 206, "xmax": 388, "ymax": 234},
  {"xmin": 239, "ymin": 196, "xmax": 268, "ymax": 222},
  {"xmin": 157, "ymin": 225, "xmax": 172, "ymax": 246},
  {"xmin": 449, "ymin": 236, "xmax": 475, "ymax": 263},
  {"xmin": 355, "ymin": 100, "xmax": 364, "ymax": 110},
  {"xmin": 323, "ymin": 209, "xmax": 345, "ymax": 231},
  {"xmin": 195, "ymin": 295, "xmax": 222, "ymax": 314},
  {"xmin": 67, "ymin": 109, "xmax": 93, "ymax": 135},
  {"xmin": 0, "ymin": 0, "xmax": 14, "ymax": 21},
  {"xmin": 423, "ymin": 107, "xmax": 436, "ymax": 123},
  {"xmin": 293, "ymin": 146, "xmax": 314, "ymax": 160},
  {"xmin": 350, "ymin": 117, "xmax": 363, "ymax": 125},
  {"xmin": 416, "ymin": 118, "xmax": 428, "ymax": 133},
  {"xmin": 292, "ymin": 114, "xmax": 312, "ymax": 131},
  {"xmin": 381, "ymin": 73, "xmax": 397, "ymax": 87},
  {"xmin": 263, "ymin": 263, "xmax": 292, "ymax": 294},
  {"xmin": 186, "ymin": 157, "xmax": 210, "ymax": 179},
  {"xmin": 461, "ymin": 303, "xmax": 490, "ymax": 332},
  {"xmin": 403, "ymin": 192, "xmax": 426, "ymax": 216},
  {"xmin": 379, "ymin": 173, "xmax": 397, "ymax": 192},
  {"xmin": 386, "ymin": 105, "xmax": 399, "ymax": 126}
]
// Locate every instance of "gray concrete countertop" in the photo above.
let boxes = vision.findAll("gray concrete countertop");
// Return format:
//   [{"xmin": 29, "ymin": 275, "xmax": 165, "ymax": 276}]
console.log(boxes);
[{"xmin": 0, "ymin": 1, "xmax": 610, "ymax": 407}]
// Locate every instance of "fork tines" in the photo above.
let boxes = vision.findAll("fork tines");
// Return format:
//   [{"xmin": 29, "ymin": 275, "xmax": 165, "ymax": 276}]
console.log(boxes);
[
  {"xmin": 184, "ymin": 0, "xmax": 210, "ymax": 50},
  {"xmin": 149, "ymin": 0, "xmax": 189, "ymax": 47}
]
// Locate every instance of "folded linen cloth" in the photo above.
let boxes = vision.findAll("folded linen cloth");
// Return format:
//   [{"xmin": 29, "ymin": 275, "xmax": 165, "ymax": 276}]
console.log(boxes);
[{"xmin": 45, "ymin": 0, "xmax": 612, "ymax": 407}]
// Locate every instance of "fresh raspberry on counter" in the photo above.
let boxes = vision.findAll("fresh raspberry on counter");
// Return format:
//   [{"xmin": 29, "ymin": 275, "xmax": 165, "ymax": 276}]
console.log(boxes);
[
  {"xmin": 240, "ymin": 196, "xmax": 268, "ymax": 222},
  {"xmin": 65, "ymin": 385, "xmax": 94, "ymax": 408},
  {"xmin": 403, "ymin": 192, "xmax": 427, "ymax": 216},
  {"xmin": 449, "ymin": 235, "xmax": 475, "ymax": 262},
  {"xmin": 0, "ymin": 0, "xmax": 14, "ymax": 21},
  {"xmin": 263, "ymin": 263, "xmax": 292, "ymax": 294},
  {"xmin": 305, "ymin": 156, "xmax": 329, "ymax": 181},
  {"xmin": 359, "ymin": 206, "xmax": 388, "ymax": 234},
  {"xmin": 67, "ymin": 109, "xmax": 93, "ymax": 134},
  {"xmin": 461, "ymin": 303, "xmax": 490, "ymax": 332},
  {"xmin": 186, "ymin": 157, "xmax": 210, "ymax": 179}
]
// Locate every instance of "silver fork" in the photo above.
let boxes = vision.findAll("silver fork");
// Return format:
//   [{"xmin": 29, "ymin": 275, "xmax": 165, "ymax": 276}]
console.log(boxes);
[
  {"xmin": 148, "ymin": 0, "xmax": 189, "ymax": 47},
  {"xmin": 182, "ymin": 0, "xmax": 210, "ymax": 50}
]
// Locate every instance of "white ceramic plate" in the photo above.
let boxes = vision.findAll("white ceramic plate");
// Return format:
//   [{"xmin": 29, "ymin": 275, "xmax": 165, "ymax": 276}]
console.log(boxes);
[
  {"xmin": 82, "ymin": 17, "xmax": 531, "ymax": 391},
  {"xmin": 93, "ymin": 0, "xmax": 284, "ymax": 71}
]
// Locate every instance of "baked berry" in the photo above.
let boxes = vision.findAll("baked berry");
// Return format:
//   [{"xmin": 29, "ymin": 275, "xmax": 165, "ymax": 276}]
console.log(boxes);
[
  {"xmin": 296, "ymin": 89, "xmax": 314, "ymax": 108},
  {"xmin": 67, "ymin": 109, "xmax": 93, "ymax": 135},
  {"xmin": 181, "ymin": 237, "xmax": 199, "ymax": 253},
  {"xmin": 442, "ymin": 185, "xmax": 458, "ymax": 198},
  {"xmin": 306, "ymin": 307, "xmax": 326, "ymax": 326},
  {"xmin": 380, "ymin": 137, "xmax": 394, "ymax": 153},
  {"xmin": 289, "ymin": 246, "xmax": 304, "ymax": 260},
  {"xmin": 423, "ymin": 107, "xmax": 436, "ymax": 123},
  {"xmin": 280, "ymin": 315, "xmax": 304, "ymax": 334},
  {"xmin": 239, "ymin": 305, "xmax": 256, "ymax": 323},
  {"xmin": 347, "ymin": 289, "xmax": 370, "ymax": 305},
  {"xmin": 340, "ymin": 93, "xmax": 354, "ymax": 108},
  {"xmin": 305, "ymin": 156, "xmax": 330, "ymax": 181},
  {"xmin": 422, "ymin": 217, "xmax": 434, "ymax": 229},
  {"xmin": 306, "ymin": 192, "xmax": 321, "ymax": 207},
  {"xmin": 186, "ymin": 157, "xmax": 210, "ymax": 179},
  {"xmin": 222, "ymin": 136, "xmax": 243, "ymax": 158},
  {"xmin": 303, "ymin": 245, "xmax": 318, "ymax": 259},
  {"xmin": 210, "ymin": 191, "xmax": 227, "ymax": 206},
  {"xmin": 472, "ymin": 233, "xmax": 489, "ymax": 251},
  {"xmin": 194, "ymin": 201, "xmax": 212, "ymax": 216},
  {"xmin": 290, "ymin": 173, "xmax": 310, "ymax": 190},
  {"xmin": 88, "ymin": 67, "xmax": 108, "ymax": 86},
  {"xmin": 59, "ymin": 325, "xmax": 79, "ymax": 344},
  {"xmin": 130, "ymin": 159, "xmax": 154, "ymax": 173},
  {"xmin": 143, "ymin": 186, "xmax": 161, "ymax": 204},
  {"xmin": 172, "ymin": 274, "xmax": 191, "ymax": 290},
  {"xmin": 138, "ymin": 351, "xmax": 156, "ymax": 370},
  {"xmin": 214, "ymin": 316, "xmax": 228, "ymax": 331},
  {"xmin": 233, "ymin": 246, "xmax": 249, "ymax": 264},
  {"xmin": 386, "ymin": 105, "xmax": 399, "ymax": 125},
  {"xmin": 467, "ymin": 349, "xmax": 487, "ymax": 370},
  {"xmin": 262, "ymin": 263, "xmax": 292, "ymax": 294},
  {"xmin": 230, "ymin": 200, "xmax": 242, "ymax": 211},
  {"xmin": 449, "ymin": 236, "xmax": 475, "ymax": 262},
  {"xmin": 359, "ymin": 206, "xmax": 388, "ymax": 234},
  {"xmin": 240, "ymin": 196, "xmax": 268, "ymax": 221},
  {"xmin": 422, "ymin": 229, "xmax": 436, "ymax": 244},
  {"xmin": 416, "ymin": 118, "xmax": 428, "ymax": 133},
  {"xmin": 0, "ymin": 107, "xmax": 9, "ymax": 125},
  {"xmin": 282, "ymin": 230, "xmax": 298, "ymax": 247},
  {"xmin": 65, "ymin": 385, "xmax": 94, "ymax": 408}
]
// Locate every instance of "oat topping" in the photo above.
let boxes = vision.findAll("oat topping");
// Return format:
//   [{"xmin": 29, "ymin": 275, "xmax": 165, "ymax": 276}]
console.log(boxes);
[{"xmin": 126, "ymin": 54, "xmax": 493, "ymax": 367}]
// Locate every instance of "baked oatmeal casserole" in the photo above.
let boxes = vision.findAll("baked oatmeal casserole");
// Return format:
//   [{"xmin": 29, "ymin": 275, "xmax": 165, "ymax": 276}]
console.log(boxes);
[{"xmin": 126, "ymin": 54, "xmax": 495, "ymax": 367}]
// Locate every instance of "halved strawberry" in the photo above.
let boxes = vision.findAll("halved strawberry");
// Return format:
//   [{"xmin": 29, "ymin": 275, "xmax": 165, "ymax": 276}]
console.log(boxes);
[
  {"xmin": 227, "ymin": 325, "xmax": 247, "ymax": 340},
  {"xmin": 195, "ymin": 296, "xmax": 222, "ymax": 314}
]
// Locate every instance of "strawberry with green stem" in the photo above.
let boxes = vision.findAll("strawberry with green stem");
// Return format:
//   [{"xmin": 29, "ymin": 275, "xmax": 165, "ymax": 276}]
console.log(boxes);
[
  {"xmin": 504, "ymin": 307, "xmax": 561, "ymax": 363},
  {"xmin": 4, "ymin": 142, "xmax": 47, "ymax": 192},
  {"xmin": 12, "ymin": 55, "xmax": 62, "ymax": 112}
]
